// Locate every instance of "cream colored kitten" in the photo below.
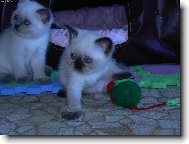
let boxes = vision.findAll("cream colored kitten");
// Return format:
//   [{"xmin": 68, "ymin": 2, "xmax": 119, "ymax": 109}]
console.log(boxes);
[
  {"xmin": 58, "ymin": 26, "xmax": 131, "ymax": 120},
  {"xmin": 0, "ymin": 0, "xmax": 53, "ymax": 83}
]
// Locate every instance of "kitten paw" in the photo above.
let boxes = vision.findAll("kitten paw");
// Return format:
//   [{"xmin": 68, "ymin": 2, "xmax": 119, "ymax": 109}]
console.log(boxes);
[
  {"xmin": 34, "ymin": 76, "xmax": 50, "ymax": 84},
  {"xmin": 16, "ymin": 76, "xmax": 29, "ymax": 83},
  {"xmin": 57, "ymin": 89, "xmax": 67, "ymax": 97},
  {"xmin": 0, "ymin": 74, "xmax": 14, "ymax": 83},
  {"xmin": 62, "ymin": 111, "xmax": 82, "ymax": 120}
]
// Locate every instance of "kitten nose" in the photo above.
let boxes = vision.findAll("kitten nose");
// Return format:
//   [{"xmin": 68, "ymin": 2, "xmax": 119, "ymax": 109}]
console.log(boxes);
[
  {"xmin": 74, "ymin": 59, "xmax": 84, "ymax": 71},
  {"xmin": 14, "ymin": 24, "xmax": 20, "ymax": 30}
]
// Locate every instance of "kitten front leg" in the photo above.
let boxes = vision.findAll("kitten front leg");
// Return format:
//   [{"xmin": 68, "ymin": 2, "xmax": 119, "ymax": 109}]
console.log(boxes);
[
  {"xmin": 31, "ymin": 50, "xmax": 50, "ymax": 84},
  {"xmin": 62, "ymin": 80, "xmax": 83, "ymax": 120},
  {"xmin": 10, "ymin": 58, "xmax": 29, "ymax": 83}
]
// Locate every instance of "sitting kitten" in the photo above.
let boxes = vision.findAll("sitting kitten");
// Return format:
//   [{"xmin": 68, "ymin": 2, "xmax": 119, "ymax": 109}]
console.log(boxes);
[
  {"xmin": 58, "ymin": 26, "xmax": 131, "ymax": 120},
  {"xmin": 0, "ymin": 0, "xmax": 53, "ymax": 83}
]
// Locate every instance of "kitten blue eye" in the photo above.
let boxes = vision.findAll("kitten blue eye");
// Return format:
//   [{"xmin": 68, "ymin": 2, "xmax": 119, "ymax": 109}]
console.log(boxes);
[
  {"xmin": 13, "ymin": 15, "xmax": 18, "ymax": 20},
  {"xmin": 23, "ymin": 19, "xmax": 31, "ymax": 26},
  {"xmin": 71, "ymin": 53, "xmax": 77, "ymax": 60},
  {"xmin": 84, "ymin": 56, "xmax": 92, "ymax": 64}
]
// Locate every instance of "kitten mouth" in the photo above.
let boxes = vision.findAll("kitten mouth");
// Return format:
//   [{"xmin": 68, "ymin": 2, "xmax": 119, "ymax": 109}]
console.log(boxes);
[
  {"xmin": 15, "ymin": 28, "xmax": 19, "ymax": 32},
  {"xmin": 13, "ymin": 26, "xmax": 19, "ymax": 32},
  {"xmin": 73, "ymin": 64, "xmax": 83, "ymax": 72},
  {"xmin": 74, "ymin": 66, "xmax": 83, "ymax": 72},
  {"xmin": 75, "ymin": 68, "xmax": 83, "ymax": 73},
  {"xmin": 13, "ymin": 26, "xmax": 21, "ymax": 33},
  {"xmin": 74, "ymin": 60, "xmax": 84, "ymax": 72},
  {"xmin": 14, "ymin": 23, "xmax": 21, "ymax": 31}
]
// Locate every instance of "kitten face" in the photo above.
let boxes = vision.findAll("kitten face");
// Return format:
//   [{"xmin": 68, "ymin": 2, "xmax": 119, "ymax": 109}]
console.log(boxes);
[
  {"xmin": 11, "ymin": 0, "xmax": 53, "ymax": 38},
  {"xmin": 65, "ymin": 26, "xmax": 113, "ymax": 74}
]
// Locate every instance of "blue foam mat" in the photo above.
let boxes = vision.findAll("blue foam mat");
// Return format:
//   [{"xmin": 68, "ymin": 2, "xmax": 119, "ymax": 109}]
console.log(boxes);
[{"xmin": 0, "ymin": 71, "xmax": 62, "ymax": 96}]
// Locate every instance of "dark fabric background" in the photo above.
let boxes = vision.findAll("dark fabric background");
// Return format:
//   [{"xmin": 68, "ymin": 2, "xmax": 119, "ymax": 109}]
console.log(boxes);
[{"xmin": 113, "ymin": 0, "xmax": 180, "ymax": 65}]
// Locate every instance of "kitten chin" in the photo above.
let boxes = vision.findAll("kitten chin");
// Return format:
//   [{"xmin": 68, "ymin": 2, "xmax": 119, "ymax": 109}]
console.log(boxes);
[{"xmin": 58, "ymin": 26, "xmax": 131, "ymax": 120}]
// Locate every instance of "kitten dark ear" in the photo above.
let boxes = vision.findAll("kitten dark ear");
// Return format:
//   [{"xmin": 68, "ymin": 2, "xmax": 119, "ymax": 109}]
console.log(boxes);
[
  {"xmin": 95, "ymin": 37, "xmax": 113, "ymax": 55},
  {"xmin": 36, "ymin": 9, "xmax": 50, "ymax": 24},
  {"xmin": 64, "ymin": 25, "xmax": 78, "ymax": 39}
]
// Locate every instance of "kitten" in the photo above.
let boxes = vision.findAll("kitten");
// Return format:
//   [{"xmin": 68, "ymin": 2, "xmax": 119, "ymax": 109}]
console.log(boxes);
[
  {"xmin": 58, "ymin": 26, "xmax": 131, "ymax": 120},
  {"xmin": 0, "ymin": 0, "xmax": 53, "ymax": 83}
]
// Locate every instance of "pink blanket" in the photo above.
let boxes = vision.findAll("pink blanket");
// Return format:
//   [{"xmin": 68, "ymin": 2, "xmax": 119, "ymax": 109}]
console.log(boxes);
[{"xmin": 50, "ymin": 28, "xmax": 128, "ymax": 47}]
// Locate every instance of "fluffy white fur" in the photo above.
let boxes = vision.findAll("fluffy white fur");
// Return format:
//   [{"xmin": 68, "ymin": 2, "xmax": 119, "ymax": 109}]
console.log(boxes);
[
  {"xmin": 59, "ymin": 29, "xmax": 126, "ymax": 119},
  {"xmin": 0, "ymin": 0, "xmax": 53, "ymax": 83}
]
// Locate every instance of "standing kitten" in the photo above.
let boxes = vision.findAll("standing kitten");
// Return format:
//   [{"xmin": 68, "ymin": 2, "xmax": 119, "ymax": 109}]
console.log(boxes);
[
  {"xmin": 58, "ymin": 26, "xmax": 131, "ymax": 120},
  {"xmin": 0, "ymin": 0, "xmax": 53, "ymax": 83}
]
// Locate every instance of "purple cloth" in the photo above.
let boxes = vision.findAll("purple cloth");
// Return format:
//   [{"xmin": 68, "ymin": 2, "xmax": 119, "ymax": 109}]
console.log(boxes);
[
  {"xmin": 142, "ymin": 65, "xmax": 180, "ymax": 74},
  {"xmin": 54, "ymin": 5, "xmax": 127, "ymax": 30}
]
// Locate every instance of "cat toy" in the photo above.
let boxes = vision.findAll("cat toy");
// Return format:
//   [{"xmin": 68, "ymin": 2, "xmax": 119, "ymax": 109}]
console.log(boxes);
[{"xmin": 107, "ymin": 79, "xmax": 180, "ymax": 110}]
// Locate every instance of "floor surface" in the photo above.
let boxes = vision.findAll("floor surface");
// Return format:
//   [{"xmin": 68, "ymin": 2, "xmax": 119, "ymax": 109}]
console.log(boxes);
[{"xmin": 0, "ymin": 87, "xmax": 181, "ymax": 135}]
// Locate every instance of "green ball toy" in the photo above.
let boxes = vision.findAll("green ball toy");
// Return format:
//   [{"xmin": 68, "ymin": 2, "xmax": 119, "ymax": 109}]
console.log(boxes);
[{"xmin": 107, "ymin": 79, "xmax": 142, "ymax": 108}]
